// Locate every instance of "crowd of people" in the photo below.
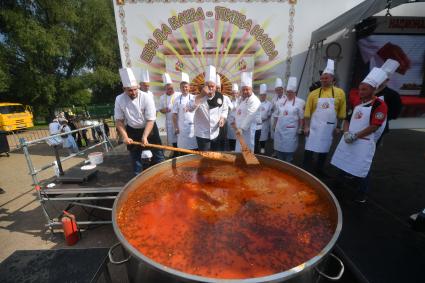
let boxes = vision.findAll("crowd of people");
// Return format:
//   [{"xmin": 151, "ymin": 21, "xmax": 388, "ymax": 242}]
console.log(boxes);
[
  {"xmin": 115, "ymin": 58, "xmax": 402, "ymax": 203},
  {"xmin": 48, "ymin": 112, "xmax": 110, "ymax": 155}
]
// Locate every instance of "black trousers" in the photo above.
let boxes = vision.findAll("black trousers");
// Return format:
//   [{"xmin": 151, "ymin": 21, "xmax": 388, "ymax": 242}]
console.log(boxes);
[
  {"xmin": 254, "ymin": 130, "xmax": 261, "ymax": 154},
  {"xmin": 228, "ymin": 139, "xmax": 236, "ymax": 151},
  {"xmin": 217, "ymin": 125, "xmax": 227, "ymax": 151},
  {"xmin": 126, "ymin": 124, "xmax": 165, "ymax": 165},
  {"xmin": 196, "ymin": 136, "xmax": 220, "ymax": 152},
  {"xmin": 302, "ymin": 150, "xmax": 327, "ymax": 173}
]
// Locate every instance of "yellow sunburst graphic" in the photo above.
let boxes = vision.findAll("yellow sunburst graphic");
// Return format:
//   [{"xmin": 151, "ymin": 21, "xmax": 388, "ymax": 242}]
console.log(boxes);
[{"xmin": 190, "ymin": 73, "xmax": 232, "ymax": 96}]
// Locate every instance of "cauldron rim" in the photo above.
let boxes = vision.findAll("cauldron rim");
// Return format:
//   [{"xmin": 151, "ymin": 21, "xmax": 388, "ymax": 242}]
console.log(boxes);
[{"xmin": 112, "ymin": 154, "xmax": 343, "ymax": 283}]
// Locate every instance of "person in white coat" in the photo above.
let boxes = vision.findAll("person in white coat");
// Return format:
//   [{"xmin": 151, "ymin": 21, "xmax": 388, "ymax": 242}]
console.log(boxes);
[
  {"xmin": 172, "ymin": 72, "xmax": 197, "ymax": 151},
  {"xmin": 159, "ymin": 73, "xmax": 179, "ymax": 149},
  {"xmin": 232, "ymin": 72, "xmax": 261, "ymax": 152},
  {"xmin": 114, "ymin": 67, "xmax": 157, "ymax": 175},
  {"xmin": 331, "ymin": 67, "xmax": 388, "ymax": 203},
  {"xmin": 273, "ymin": 77, "xmax": 305, "ymax": 163},
  {"xmin": 216, "ymin": 73, "xmax": 228, "ymax": 150},
  {"xmin": 226, "ymin": 83, "xmax": 240, "ymax": 151},
  {"xmin": 271, "ymin": 78, "xmax": 286, "ymax": 138},
  {"xmin": 48, "ymin": 117, "xmax": 62, "ymax": 146},
  {"xmin": 256, "ymin": 84, "xmax": 272, "ymax": 154},
  {"xmin": 303, "ymin": 59, "xmax": 346, "ymax": 177},
  {"xmin": 58, "ymin": 118, "xmax": 79, "ymax": 154},
  {"xmin": 138, "ymin": 68, "xmax": 165, "ymax": 164},
  {"xmin": 188, "ymin": 65, "xmax": 228, "ymax": 151}
]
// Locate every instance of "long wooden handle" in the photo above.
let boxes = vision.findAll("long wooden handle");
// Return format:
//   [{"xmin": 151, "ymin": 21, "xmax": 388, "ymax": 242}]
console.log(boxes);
[
  {"xmin": 235, "ymin": 130, "xmax": 260, "ymax": 165},
  {"xmin": 235, "ymin": 131, "xmax": 250, "ymax": 151},
  {"xmin": 131, "ymin": 142, "xmax": 236, "ymax": 163}
]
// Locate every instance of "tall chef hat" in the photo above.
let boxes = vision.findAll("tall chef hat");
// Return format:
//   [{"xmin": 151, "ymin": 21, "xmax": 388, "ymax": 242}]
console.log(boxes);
[
  {"xmin": 362, "ymin": 67, "xmax": 388, "ymax": 89},
  {"xmin": 162, "ymin": 73, "xmax": 172, "ymax": 85},
  {"xmin": 381, "ymin": 59, "xmax": 400, "ymax": 76},
  {"xmin": 181, "ymin": 72, "xmax": 190, "ymax": 83},
  {"xmin": 259, "ymin": 83, "xmax": 267, "ymax": 94},
  {"xmin": 323, "ymin": 59, "xmax": 335, "ymax": 75},
  {"xmin": 232, "ymin": 83, "xmax": 239, "ymax": 92},
  {"xmin": 275, "ymin": 78, "xmax": 283, "ymax": 88},
  {"xmin": 119, "ymin": 67, "xmax": 138, "ymax": 88},
  {"xmin": 241, "ymin": 72, "xmax": 253, "ymax": 88},
  {"xmin": 286, "ymin": 77, "xmax": 297, "ymax": 92},
  {"xmin": 141, "ymin": 150, "xmax": 153, "ymax": 159},
  {"xmin": 216, "ymin": 74, "xmax": 221, "ymax": 87},
  {"xmin": 205, "ymin": 65, "xmax": 217, "ymax": 84},
  {"xmin": 140, "ymin": 68, "xmax": 150, "ymax": 83}
]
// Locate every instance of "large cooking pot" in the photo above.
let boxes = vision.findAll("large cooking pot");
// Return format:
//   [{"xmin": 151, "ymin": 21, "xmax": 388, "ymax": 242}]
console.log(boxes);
[{"xmin": 110, "ymin": 154, "xmax": 343, "ymax": 283}]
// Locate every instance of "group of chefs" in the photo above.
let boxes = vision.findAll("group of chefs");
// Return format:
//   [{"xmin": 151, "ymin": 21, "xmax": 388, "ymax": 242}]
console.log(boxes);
[{"xmin": 114, "ymin": 57, "xmax": 401, "ymax": 203}]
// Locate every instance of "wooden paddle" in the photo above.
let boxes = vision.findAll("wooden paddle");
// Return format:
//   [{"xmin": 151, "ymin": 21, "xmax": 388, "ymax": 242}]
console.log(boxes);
[
  {"xmin": 131, "ymin": 141, "xmax": 237, "ymax": 163},
  {"xmin": 234, "ymin": 130, "xmax": 260, "ymax": 165}
]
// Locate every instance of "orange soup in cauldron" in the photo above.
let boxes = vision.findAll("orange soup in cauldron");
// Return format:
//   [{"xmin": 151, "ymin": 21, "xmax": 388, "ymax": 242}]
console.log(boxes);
[{"xmin": 117, "ymin": 159, "xmax": 336, "ymax": 279}]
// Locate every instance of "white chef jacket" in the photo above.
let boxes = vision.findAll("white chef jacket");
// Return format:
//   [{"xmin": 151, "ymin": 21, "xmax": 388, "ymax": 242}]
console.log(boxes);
[
  {"xmin": 172, "ymin": 93, "xmax": 197, "ymax": 149},
  {"xmin": 188, "ymin": 92, "xmax": 228, "ymax": 140},
  {"xmin": 235, "ymin": 94, "xmax": 261, "ymax": 131},
  {"xmin": 114, "ymin": 90, "xmax": 157, "ymax": 129}
]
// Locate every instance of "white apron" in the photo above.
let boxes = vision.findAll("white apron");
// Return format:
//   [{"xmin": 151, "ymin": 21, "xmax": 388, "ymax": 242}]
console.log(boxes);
[
  {"xmin": 331, "ymin": 101, "xmax": 376, "ymax": 178},
  {"xmin": 227, "ymin": 99, "xmax": 239, "ymax": 140},
  {"xmin": 259, "ymin": 101, "xmax": 272, "ymax": 142},
  {"xmin": 235, "ymin": 99, "xmax": 256, "ymax": 152},
  {"xmin": 305, "ymin": 88, "xmax": 337, "ymax": 153},
  {"xmin": 163, "ymin": 94, "xmax": 177, "ymax": 145},
  {"xmin": 274, "ymin": 98, "xmax": 300, "ymax": 153},
  {"xmin": 373, "ymin": 96, "xmax": 387, "ymax": 143},
  {"xmin": 270, "ymin": 94, "xmax": 285, "ymax": 139},
  {"xmin": 176, "ymin": 94, "xmax": 197, "ymax": 149}
]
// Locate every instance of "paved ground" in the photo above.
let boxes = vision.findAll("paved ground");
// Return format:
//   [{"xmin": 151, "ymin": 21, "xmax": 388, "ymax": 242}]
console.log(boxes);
[{"xmin": 0, "ymin": 143, "xmax": 119, "ymax": 258}]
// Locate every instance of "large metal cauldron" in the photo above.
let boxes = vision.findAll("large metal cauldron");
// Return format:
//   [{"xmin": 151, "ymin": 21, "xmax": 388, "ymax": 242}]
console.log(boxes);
[{"xmin": 110, "ymin": 154, "xmax": 343, "ymax": 283}]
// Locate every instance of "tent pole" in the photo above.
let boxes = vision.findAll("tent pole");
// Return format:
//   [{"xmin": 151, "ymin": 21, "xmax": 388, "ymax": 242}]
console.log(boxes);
[{"xmin": 297, "ymin": 44, "xmax": 312, "ymax": 93}]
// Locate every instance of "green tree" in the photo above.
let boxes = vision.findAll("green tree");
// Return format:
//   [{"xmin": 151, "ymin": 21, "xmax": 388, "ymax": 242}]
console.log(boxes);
[{"xmin": 0, "ymin": 0, "xmax": 121, "ymax": 121}]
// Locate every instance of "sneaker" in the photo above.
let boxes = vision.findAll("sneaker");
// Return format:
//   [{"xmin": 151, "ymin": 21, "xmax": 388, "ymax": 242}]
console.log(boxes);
[{"xmin": 354, "ymin": 192, "xmax": 367, "ymax": 204}]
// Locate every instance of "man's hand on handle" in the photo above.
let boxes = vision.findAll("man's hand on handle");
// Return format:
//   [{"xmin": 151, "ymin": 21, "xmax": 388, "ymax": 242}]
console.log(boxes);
[{"xmin": 124, "ymin": 137, "xmax": 134, "ymax": 145}]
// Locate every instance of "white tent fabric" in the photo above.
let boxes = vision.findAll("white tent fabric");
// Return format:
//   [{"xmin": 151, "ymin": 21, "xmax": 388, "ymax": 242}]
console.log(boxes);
[{"xmin": 310, "ymin": 0, "xmax": 424, "ymax": 45}]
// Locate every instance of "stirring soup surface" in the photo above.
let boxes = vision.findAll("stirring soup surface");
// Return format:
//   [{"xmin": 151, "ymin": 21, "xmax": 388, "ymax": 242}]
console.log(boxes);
[{"xmin": 117, "ymin": 159, "xmax": 336, "ymax": 279}]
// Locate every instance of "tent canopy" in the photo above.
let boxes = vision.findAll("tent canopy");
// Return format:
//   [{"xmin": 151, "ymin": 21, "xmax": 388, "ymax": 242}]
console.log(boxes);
[{"xmin": 310, "ymin": 0, "xmax": 425, "ymax": 45}]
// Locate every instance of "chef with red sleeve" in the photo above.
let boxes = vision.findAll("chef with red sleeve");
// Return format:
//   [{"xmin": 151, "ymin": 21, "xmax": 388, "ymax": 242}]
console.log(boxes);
[{"xmin": 331, "ymin": 67, "xmax": 388, "ymax": 203}]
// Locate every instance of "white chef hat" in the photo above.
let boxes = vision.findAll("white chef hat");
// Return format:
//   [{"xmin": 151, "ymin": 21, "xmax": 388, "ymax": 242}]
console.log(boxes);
[
  {"xmin": 141, "ymin": 150, "xmax": 153, "ymax": 159},
  {"xmin": 181, "ymin": 72, "xmax": 190, "ymax": 83},
  {"xmin": 140, "ymin": 68, "xmax": 150, "ymax": 83},
  {"xmin": 323, "ymin": 59, "xmax": 335, "ymax": 75},
  {"xmin": 240, "ymin": 72, "xmax": 253, "ymax": 88},
  {"xmin": 286, "ymin": 77, "xmax": 297, "ymax": 92},
  {"xmin": 275, "ymin": 78, "xmax": 283, "ymax": 88},
  {"xmin": 362, "ymin": 67, "xmax": 388, "ymax": 89},
  {"xmin": 216, "ymin": 74, "xmax": 221, "ymax": 87},
  {"xmin": 381, "ymin": 59, "xmax": 400, "ymax": 76},
  {"xmin": 119, "ymin": 67, "xmax": 138, "ymax": 88},
  {"xmin": 259, "ymin": 83, "xmax": 267, "ymax": 94},
  {"xmin": 232, "ymin": 83, "xmax": 239, "ymax": 92},
  {"xmin": 204, "ymin": 65, "xmax": 217, "ymax": 84},
  {"xmin": 162, "ymin": 73, "xmax": 172, "ymax": 85}
]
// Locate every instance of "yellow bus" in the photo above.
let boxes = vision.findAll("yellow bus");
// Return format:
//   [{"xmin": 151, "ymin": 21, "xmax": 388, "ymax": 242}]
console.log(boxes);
[{"xmin": 0, "ymin": 103, "xmax": 34, "ymax": 131}]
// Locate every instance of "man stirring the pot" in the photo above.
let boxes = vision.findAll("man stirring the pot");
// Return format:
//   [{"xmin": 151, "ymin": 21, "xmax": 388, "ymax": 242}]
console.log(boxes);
[{"xmin": 114, "ymin": 67, "xmax": 157, "ymax": 176}]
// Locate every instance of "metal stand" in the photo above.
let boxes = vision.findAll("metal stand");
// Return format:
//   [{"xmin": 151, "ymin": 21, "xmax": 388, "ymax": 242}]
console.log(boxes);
[{"xmin": 20, "ymin": 123, "xmax": 117, "ymax": 233}]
